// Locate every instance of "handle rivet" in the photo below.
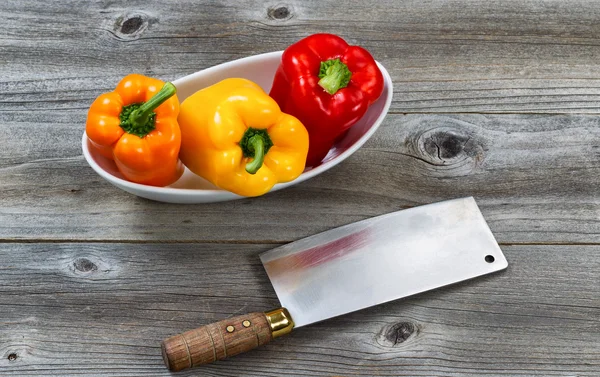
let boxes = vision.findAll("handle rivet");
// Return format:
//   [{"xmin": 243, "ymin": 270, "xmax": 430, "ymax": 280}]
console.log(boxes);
[
  {"xmin": 242, "ymin": 320, "xmax": 251, "ymax": 328},
  {"xmin": 226, "ymin": 325, "xmax": 235, "ymax": 333}
]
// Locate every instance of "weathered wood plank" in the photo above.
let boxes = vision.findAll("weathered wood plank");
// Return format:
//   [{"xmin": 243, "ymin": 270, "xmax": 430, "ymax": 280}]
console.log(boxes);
[
  {"xmin": 2, "ymin": 1, "xmax": 599, "ymax": 377},
  {"xmin": 1, "ymin": 242, "xmax": 598, "ymax": 376},
  {"xmin": 4, "ymin": 0, "xmax": 600, "ymax": 113},
  {"xmin": 1, "ymin": 114, "xmax": 598, "ymax": 243}
]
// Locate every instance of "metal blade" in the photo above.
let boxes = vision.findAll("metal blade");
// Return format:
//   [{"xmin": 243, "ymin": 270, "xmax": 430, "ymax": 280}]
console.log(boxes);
[{"xmin": 260, "ymin": 197, "xmax": 508, "ymax": 328}]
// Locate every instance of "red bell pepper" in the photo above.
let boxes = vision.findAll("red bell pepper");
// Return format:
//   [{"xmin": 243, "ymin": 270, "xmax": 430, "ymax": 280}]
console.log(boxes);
[{"xmin": 269, "ymin": 33, "xmax": 384, "ymax": 167}]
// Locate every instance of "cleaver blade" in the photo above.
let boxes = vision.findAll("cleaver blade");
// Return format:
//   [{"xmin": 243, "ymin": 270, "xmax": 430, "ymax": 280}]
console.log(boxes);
[
  {"xmin": 260, "ymin": 196, "xmax": 508, "ymax": 327},
  {"xmin": 161, "ymin": 197, "xmax": 508, "ymax": 372}
]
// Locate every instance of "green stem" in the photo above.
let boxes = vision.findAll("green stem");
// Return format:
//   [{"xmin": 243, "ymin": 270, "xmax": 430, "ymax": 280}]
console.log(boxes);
[
  {"xmin": 245, "ymin": 135, "xmax": 266, "ymax": 174},
  {"xmin": 128, "ymin": 82, "xmax": 177, "ymax": 131},
  {"xmin": 239, "ymin": 128, "xmax": 273, "ymax": 175},
  {"xmin": 318, "ymin": 58, "xmax": 352, "ymax": 95}
]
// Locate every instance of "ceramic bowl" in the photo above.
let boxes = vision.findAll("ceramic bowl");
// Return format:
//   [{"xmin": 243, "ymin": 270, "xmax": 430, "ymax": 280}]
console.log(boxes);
[{"xmin": 82, "ymin": 51, "xmax": 393, "ymax": 203}]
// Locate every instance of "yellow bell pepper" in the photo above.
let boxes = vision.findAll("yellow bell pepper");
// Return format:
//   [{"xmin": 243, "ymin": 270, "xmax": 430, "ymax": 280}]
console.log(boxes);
[{"xmin": 178, "ymin": 78, "xmax": 309, "ymax": 197}]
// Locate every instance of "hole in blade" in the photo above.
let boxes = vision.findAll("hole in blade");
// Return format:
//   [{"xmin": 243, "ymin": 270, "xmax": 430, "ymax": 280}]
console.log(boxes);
[{"xmin": 485, "ymin": 255, "xmax": 495, "ymax": 263}]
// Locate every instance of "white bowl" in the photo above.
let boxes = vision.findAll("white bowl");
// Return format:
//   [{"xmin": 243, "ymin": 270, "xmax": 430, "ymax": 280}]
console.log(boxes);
[{"xmin": 82, "ymin": 51, "xmax": 393, "ymax": 203}]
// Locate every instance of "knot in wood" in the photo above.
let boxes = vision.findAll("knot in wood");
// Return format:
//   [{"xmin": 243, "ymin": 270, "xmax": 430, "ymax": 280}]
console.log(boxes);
[
  {"xmin": 7, "ymin": 353, "xmax": 17, "ymax": 362},
  {"xmin": 112, "ymin": 12, "xmax": 152, "ymax": 41},
  {"xmin": 386, "ymin": 322, "xmax": 415, "ymax": 345},
  {"xmin": 268, "ymin": 4, "xmax": 293, "ymax": 20},
  {"xmin": 404, "ymin": 118, "xmax": 486, "ymax": 177},
  {"xmin": 73, "ymin": 257, "xmax": 98, "ymax": 273},
  {"xmin": 121, "ymin": 16, "xmax": 144, "ymax": 34},
  {"xmin": 424, "ymin": 132, "xmax": 468, "ymax": 160},
  {"xmin": 420, "ymin": 129, "xmax": 474, "ymax": 165},
  {"xmin": 377, "ymin": 321, "xmax": 417, "ymax": 347}
]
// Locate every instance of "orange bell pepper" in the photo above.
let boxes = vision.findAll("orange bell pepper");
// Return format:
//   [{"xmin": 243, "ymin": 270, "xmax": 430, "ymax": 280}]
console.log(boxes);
[{"xmin": 86, "ymin": 74, "xmax": 183, "ymax": 186}]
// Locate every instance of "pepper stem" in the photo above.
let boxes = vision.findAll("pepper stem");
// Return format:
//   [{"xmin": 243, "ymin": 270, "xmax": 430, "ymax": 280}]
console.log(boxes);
[
  {"xmin": 318, "ymin": 58, "xmax": 352, "ymax": 95},
  {"xmin": 128, "ymin": 82, "xmax": 177, "ymax": 131},
  {"xmin": 245, "ymin": 135, "xmax": 266, "ymax": 174},
  {"xmin": 239, "ymin": 128, "xmax": 274, "ymax": 175}
]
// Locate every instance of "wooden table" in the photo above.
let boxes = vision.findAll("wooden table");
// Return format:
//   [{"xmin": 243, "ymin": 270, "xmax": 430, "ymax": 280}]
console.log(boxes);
[{"xmin": 2, "ymin": 1, "xmax": 599, "ymax": 376}]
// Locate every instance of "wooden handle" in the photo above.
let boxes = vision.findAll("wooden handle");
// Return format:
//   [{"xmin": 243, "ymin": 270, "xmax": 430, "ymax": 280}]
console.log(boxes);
[
  {"xmin": 161, "ymin": 309, "xmax": 294, "ymax": 372},
  {"xmin": 161, "ymin": 312, "xmax": 271, "ymax": 371}
]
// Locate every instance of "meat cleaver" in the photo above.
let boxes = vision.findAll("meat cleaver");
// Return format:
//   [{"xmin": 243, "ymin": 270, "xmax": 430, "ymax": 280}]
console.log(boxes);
[{"xmin": 162, "ymin": 197, "xmax": 508, "ymax": 371}]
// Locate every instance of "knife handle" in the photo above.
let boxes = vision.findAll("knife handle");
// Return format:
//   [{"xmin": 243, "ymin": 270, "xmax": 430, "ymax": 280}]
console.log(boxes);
[{"xmin": 161, "ymin": 308, "xmax": 294, "ymax": 372}]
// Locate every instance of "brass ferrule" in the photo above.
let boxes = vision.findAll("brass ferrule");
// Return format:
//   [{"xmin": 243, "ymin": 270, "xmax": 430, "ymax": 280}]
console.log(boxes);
[{"xmin": 264, "ymin": 308, "xmax": 295, "ymax": 338}]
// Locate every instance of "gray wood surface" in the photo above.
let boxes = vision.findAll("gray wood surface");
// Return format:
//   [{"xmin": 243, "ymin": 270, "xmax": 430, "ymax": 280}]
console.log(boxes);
[
  {"xmin": 2, "ymin": 113, "xmax": 600, "ymax": 244},
  {"xmin": 5, "ymin": 0, "xmax": 600, "ymax": 114},
  {"xmin": 1, "ymin": 243, "xmax": 598, "ymax": 377},
  {"xmin": 1, "ymin": 0, "xmax": 599, "ymax": 376}
]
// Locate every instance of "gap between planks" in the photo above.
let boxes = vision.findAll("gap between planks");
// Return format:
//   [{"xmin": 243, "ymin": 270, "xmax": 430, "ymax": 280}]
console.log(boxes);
[
  {"xmin": 387, "ymin": 110, "xmax": 600, "ymax": 115},
  {"xmin": 0, "ymin": 239, "xmax": 598, "ymax": 246}
]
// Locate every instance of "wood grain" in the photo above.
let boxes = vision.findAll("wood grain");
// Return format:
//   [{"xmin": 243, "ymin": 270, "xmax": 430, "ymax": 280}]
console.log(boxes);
[
  {"xmin": 0, "ymin": 242, "xmax": 598, "ymax": 376},
  {"xmin": 4, "ymin": 0, "xmax": 600, "ymax": 113},
  {"xmin": 1, "ymin": 114, "xmax": 598, "ymax": 243},
  {"xmin": 2, "ymin": 0, "xmax": 600, "ymax": 376}
]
